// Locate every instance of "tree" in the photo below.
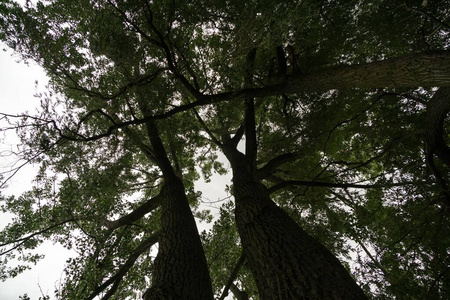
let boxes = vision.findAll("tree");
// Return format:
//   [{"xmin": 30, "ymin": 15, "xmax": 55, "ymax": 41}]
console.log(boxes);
[
  {"xmin": 182, "ymin": 1, "xmax": 450, "ymax": 298},
  {"xmin": 1, "ymin": 0, "xmax": 450, "ymax": 299},
  {"xmin": 1, "ymin": 1, "xmax": 215, "ymax": 298}
]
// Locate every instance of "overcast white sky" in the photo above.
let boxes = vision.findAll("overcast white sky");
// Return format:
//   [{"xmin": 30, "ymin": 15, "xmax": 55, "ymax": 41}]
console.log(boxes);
[
  {"xmin": 0, "ymin": 43, "xmax": 76, "ymax": 299},
  {"xmin": 0, "ymin": 41, "xmax": 232, "ymax": 299}
]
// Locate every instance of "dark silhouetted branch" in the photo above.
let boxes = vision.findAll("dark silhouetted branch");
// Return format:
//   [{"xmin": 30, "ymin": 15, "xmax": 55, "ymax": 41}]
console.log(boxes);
[
  {"xmin": 87, "ymin": 231, "xmax": 161, "ymax": 300},
  {"xmin": 219, "ymin": 252, "xmax": 246, "ymax": 300}
]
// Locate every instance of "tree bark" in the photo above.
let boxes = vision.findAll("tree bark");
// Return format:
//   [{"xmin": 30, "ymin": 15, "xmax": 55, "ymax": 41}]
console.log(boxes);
[
  {"xmin": 426, "ymin": 87, "xmax": 450, "ymax": 168},
  {"xmin": 230, "ymin": 283, "xmax": 249, "ymax": 300},
  {"xmin": 285, "ymin": 51, "xmax": 450, "ymax": 93},
  {"xmin": 144, "ymin": 176, "xmax": 214, "ymax": 300},
  {"xmin": 223, "ymin": 148, "xmax": 368, "ymax": 300},
  {"xmin": 141, "ymin": 120, "xmax": 213, "ymax": 300},
  {"xmin": 148, "ymin": 51, "xmax": 450, "ymax": 124}
]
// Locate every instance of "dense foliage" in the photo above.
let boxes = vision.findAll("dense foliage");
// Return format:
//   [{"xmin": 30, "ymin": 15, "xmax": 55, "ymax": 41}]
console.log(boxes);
[{"xmin": 1, "ymin": 0, "xmax": 450, "ymax": 299}]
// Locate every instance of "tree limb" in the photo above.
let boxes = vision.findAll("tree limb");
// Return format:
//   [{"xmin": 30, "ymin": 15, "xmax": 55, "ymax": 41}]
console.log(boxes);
[
  {"xmin": 62, "ymin": 68, "xmax": 164, "ymax": 102},
  {"xmin": 229, "ymin": 283, "xmax": 249, "ymax": 300},
  {"xmin": 267, "ymin": 179, "xmax": 423, "ymax": 194},
  {"xmin": 19, "ymin": 52, "xmax": 450, "ymax": 145},
  {"xmin": 0, "ymin": 219, "xmax": 75, "ymax": 255},
  {"xmin": 192, "ymin": 107, "xmax": 222, "ymax": 147},
  {"xmin": 244, "ymin": 48, "xmax": 258, "ymax": 180},
  {"xmin": 218, "ymin": 251, "xmax": 246, "ymax": 300},
  {"xmin": 285, "ymin": 51, "xmax": 450, "ymax": 92},
  {"xmin": 87, "ymin": 231, "xmax": 161, "ymax": 300},
  {"xmin": 257, "ymin": 152, "xmax": 298, "ymax": 180},
  {"xmin": 268, "ymin": 180, "xmax": 379, "ymax": 194},
  {"xmin": 104, "ymin": 195, "xmax": 162, "ymax": 230},
  {"xmin": 403, "ymin": 3, "xmax": 450, "ymax": 31},
  {"xmin": 425, "ymin": 87, "xmax": 450, "ymax": 168}
]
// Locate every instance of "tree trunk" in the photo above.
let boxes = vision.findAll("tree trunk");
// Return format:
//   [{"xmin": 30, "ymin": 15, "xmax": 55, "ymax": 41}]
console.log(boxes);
[
  {"xmin": 286, "ymin": 51, "xmax": 450, "ymax": 92},
  {"xmin": 426, "ymin": 87, "xmax": 450, "ymax": 168},
  {"xmin": 141, "ymin": 119, "xmax": 213, "ymax": 300},
  {"xmin": 184, "ymin": 51, "xmax": 450, "ymax": 113},
  {"xmin": 144, "ymin": 176, "xmax": 214, "ymax": 300},
  {"xmin": 225, "ymin": 150, "xmax": 368, "ymax": 300}
]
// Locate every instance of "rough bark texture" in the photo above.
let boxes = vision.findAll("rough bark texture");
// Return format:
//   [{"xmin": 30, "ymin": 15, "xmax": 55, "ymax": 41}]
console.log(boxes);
[
  {"xmin": 286, "ymin": 51, "xmax": 450, "ymax": 92},
  {"xmin": 141, "ymin": 119, "xmax": 213, "ymax": 300},
  {"xmin": 224, "ymin": 148, "xmax": 368, "ymax": 300},
  {"xmin": 143, "ymin": 176, "xmax": 214, "ymax": 300},
  {"xmin": 426, "ymin": 87, "xmax": 450, "ymax": 168}
]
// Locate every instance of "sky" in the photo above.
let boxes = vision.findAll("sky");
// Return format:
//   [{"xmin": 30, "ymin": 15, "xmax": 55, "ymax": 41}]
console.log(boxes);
[
  {"xmin": 0, "ymin": 41, "xmax": 232, "ymax": 299},
  {"xmin": 0, "ymin": 42, "xmax": 76, "ymax": 300}
]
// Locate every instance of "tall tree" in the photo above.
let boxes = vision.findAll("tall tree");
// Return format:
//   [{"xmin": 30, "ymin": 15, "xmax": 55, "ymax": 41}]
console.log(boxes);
[
  {"xmin": 193, "ymin": 48, "xmax": 369, "ymax": 298},
  {"xmin": 183, "ymin": 1, "xmax": 450, "ymax": 298},
  {"xmin": 1, "ymin": 0, "xmax": 214, "ymax": 298}
]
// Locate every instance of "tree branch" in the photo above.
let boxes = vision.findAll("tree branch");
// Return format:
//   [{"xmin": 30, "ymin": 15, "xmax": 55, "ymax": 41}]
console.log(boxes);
[
  {"xmin": 218, "ymin": 251, "xmax": 246, "ymax": 300},
  {"xmin": 139, "ymin": 0, "xmax": 203, "ymax": 99},
  {"xmin": 0, "ymin": 219, "xmax": 75, "ymax": 255},
  {"xmin": 62, "ymin": 68, "xmax": 164, "ymax": 102},
  {"xmin": 243, "ymin": 48, "xmax": 257, "ymax": 179},
  {"xmin": 285, "ymin": 51, "xmax": 450, "ymax": 92},
  {"xmin": 34, "ymin": 52, "xmax": 450, "ymax": 144},
  {"xmin": 230, "ymin": 124, "xmax": 245, "ymax": 148},
  {"xmin": 403, "ymin": 3, "xmax": 450, "ymax": 31},
  {"xmin": 267, "ymin": 179, "xmax": 422, "ymax": 194},
  {"xmin": 268, "ymin": 180, "xmax": 378, "ymax": 194},
  {"xmin": 229, "ymin": 283, "xmax": 249, "ymax": 300},
  {"xmin": 192, "ymin": 108, "xmax": 222, "ymax": 147},
  {"xmin": 122, "ymin": 126, "xmax": 157, "ymax": 164},
  {"xmin": 87, "ymin": 231, "xmax": 161, "ymax": 300},
  {"xmin": 425, "ymin": 87, "xmax": 450, "ymax": 168},
  {"xmin": 104, "ymin": 195, "xmax": 162, "ymax": 230},
  {"xmin": 257, "ymin": 152, "xmax": 298, "ymax": 180}
]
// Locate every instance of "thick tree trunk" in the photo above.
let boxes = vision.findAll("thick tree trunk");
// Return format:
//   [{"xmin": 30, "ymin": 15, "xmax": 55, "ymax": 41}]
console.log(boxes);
[
  {"xmin": 140, "ymin": 119, "xmax": 213, "ymax": 300},
  {"xmin": 225, "ymin": 150, "xmax": 368, "ymax": 299},
  {"xmin": 286, "ymin": 51, "xmax": 450, "ymax": 92},
  {"xmin": 177, "ymin": 51, "xmax": 450, "ymax": 115},
  {"xmin": 426, "ymin": 87, "xmax": 450, "ymax": 168},
  {"xmin": 144, "ymin": 176, "xmax": 214, "ymax": 300}
]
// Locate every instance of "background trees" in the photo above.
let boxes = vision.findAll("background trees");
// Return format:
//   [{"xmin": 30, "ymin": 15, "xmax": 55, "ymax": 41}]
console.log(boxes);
[{"xmin": 1, "ymin": 0, "xmax": 450, "ymax": 299}]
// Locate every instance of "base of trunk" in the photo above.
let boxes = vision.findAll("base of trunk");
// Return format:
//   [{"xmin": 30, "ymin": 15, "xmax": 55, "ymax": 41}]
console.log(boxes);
[
  {"xmin": 144, "ymin": 179, "xmax": 213, "ymax": 300},
  {"xmin": 235, "ymin": 182, "xmax": 367, "ymax": 300}
]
